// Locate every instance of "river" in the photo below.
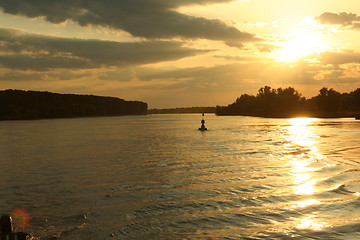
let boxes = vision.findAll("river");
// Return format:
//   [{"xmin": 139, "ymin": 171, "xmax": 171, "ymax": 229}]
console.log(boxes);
[{"xmin": 0, "ymin": 114, "xmax": 359, "ymax": 239}]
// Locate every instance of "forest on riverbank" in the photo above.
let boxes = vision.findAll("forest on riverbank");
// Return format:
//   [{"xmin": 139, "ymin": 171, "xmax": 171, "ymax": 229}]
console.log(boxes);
[
  {"xmin": 148, "ymin": 107, "xmax": 215, "ymax": 114},
  {"xmin": 2, "ymin": 86, "xmax": 359, "ymax": 120},
  {"xmin": 216, "ymin": 86, "xmax": 360, "ymax": 118},
  {"xmin": 0, "ymin": 90, "xmax": 148, "ymax": 120}
]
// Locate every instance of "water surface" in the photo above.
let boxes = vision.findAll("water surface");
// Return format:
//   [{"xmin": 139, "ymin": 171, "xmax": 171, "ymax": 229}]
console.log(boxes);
[{"xmin": 0, "ymin": 115, "xmax": 360, "ymax": 239}]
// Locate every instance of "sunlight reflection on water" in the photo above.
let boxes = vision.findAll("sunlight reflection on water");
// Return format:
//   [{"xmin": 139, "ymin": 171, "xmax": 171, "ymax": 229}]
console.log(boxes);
[
  {"xmin": 287, "ymin": 118, "xmax": 319, "ymax": 147},
  {"xmin": 293, "ymin": 199, "xmax": 320, "ymax": 208},
  {"xmin": 296, "ymin": 215, "xmax": 331, "ymax": 231},
  {"xmin": 285, "ymin": 118, "xmax": 332, "ymax": 230},
  {"xmin": 282, "ymin": 118, "xmax": 322, "ymax": 196}
]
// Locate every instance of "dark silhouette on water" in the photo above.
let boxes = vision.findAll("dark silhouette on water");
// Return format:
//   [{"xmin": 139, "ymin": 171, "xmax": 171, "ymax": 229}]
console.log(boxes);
[
  {"xmin": 199, "ymin": 113, "xmax": 207, "ymax": 131},
  {"xmin": 0, "ymin": 89, "xmax": 148, "ymax": 120},
  {"xmin": 216, "ymin": 86, "xmax": 360, "ymax": 118},
  {"xmin": 1, "ymin": 214, "xmax": 12, "ymax": 234},
  {"xmin": 0, "ymin": 214, "xmax": 33, "ymax": 240}
]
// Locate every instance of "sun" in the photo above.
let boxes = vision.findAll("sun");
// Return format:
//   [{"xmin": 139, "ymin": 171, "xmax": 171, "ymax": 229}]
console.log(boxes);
[{"xmin": 275, "ymin": 30, "xmax": 327, "ymax": 62}]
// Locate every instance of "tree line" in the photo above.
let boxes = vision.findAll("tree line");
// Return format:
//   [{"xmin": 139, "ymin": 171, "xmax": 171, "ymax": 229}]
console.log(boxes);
[
  {"xmin": 216, "ymin": 86, "xmax": 360, "ymax": 118},
  {"xmin": 148, "ymin": 107, "xmax": 216, "ymax": 114},
  {"xmin": 0, "ymin": 90, "xmax": 148, "ymax": 120}
]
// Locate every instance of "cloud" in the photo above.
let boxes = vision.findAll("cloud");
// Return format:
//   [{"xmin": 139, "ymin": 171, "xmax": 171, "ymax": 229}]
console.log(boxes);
[
  {"xmin": 255, "ymin": 43, "xmax": 280, "ymax": 53},
  {"xmin": 0, "ymin": 71, "xmax": 43, "ymax": 81},
  {"xmin": 317, "ymin": 51, "xmax": 360, "ymax": 65},
  {"xmin": 214, "ymin": 55, "xmax": 269, "ymax": 62},
  {"xmin": 0, "ymin": 0, "xmax": 259, "ymax": 46},
  {"xmin": 0, "ymin": 55, "xmax": 90, "ymax": 71},
  {"xmin": 0, "ymin": 28, "xmax": 206, "ymax": 70},
  {"xmin": 134, "ymin": 53, "xmax": 360, "ymax": 90},
  {"xmin": 301, "ymin": 51, "xmax": 360, "ymax": 84},
  {"xmin": 316, "ymin": 12, "xmax": 360, "ymax": 30},
  {"xmin": 133, "ymin": 63, "xmax": 286, "ymax": 92}
]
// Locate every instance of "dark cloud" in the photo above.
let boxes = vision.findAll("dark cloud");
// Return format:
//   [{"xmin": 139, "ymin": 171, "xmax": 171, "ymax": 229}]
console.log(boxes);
[
  {"xmin": 0, "ymin": 0, "xmax": 258, "ymax": 46},
  {"xmin": 0, "ymin": 55, "xmax": 90, "ymax": 71},
  {"xmin": 0, "ymin": 28, "xmax": 206, "ymax": 70},
  {"xmin": 0, "ymin": 69, "xmax": 100, "ymax": 82},
  {"xmin": 316, "ymin": 12, "xmax": 360, "ymax": 30},
  {"xmin": 0, "ymin": 71, "xmax": 43, "ymax": 81}
]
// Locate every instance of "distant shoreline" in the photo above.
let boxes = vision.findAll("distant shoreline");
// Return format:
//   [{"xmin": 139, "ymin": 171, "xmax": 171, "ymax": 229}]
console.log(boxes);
[
  {"xmin": 213, "ymin": 111, "xmax": 360, "ymax": 119},
  {"xmin": 148, "ymin": 112, "xmax": 359, "ymax": 119},
  {"xmin": 148, "ymin": 107, "xmax": 216, "ymax": 114},
  {"xmin": 0, "ymin": 89, "xmax": 148, "ymax": 121},
  {"xmin": 2, "ymin": 86, "xmax": 359, "ymax": 121},
  {"xmin": 215, "ymin": 86, "xmax": 360, "ymax": 119}
]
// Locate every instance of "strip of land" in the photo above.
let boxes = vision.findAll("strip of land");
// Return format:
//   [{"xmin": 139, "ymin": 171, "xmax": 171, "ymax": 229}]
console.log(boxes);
[
  {"xmin": 215, "ymin": 86, "xmax": 360, "ymax": 118},
  {"xmin": 0, "ymin": 90, "xmax": 148, "ymax": 120}
]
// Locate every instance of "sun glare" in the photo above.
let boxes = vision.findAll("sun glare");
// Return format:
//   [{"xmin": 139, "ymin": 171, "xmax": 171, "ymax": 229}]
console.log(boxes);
[
  {"xmin": 276, "ymin": 31, "xmax": 327, "ymax": 62},
  {"xmin": 284, "ymin": 118, "xmax": 322, "ymax": 196},
  {"xmin": 296, "ymin": 215, "xmax": 330, "ymax": 231}
]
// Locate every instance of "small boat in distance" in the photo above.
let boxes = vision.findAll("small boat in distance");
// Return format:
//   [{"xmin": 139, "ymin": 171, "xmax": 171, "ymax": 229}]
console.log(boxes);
[{"xmin": 199, "ymin": 113, "xmax": 208, "ymax": 131}]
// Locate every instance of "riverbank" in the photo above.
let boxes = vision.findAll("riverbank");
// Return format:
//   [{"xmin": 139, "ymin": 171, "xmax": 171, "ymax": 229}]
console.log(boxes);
[{"xmin": 0, "ymin": 89, "xmax": 148, "ymax": 120}]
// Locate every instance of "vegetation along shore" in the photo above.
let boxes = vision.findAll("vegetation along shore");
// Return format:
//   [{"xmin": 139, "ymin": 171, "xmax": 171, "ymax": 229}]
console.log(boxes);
[
  {"xmin": 0, "ymin": 90, "xmax": 147, "ymax": 120},
  {"xmin": 1, "ymin": 86, "xmax": 359, "ymax": 120},
  {"xmin": 216, "ymin": 86, "xmax": 360, "ymax": 118}
]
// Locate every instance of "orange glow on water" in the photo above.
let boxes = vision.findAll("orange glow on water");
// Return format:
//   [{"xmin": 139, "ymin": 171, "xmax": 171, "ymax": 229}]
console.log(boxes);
[{"xmin": 11, "ymin": 208, "xmax": 31, "ymax": 229}]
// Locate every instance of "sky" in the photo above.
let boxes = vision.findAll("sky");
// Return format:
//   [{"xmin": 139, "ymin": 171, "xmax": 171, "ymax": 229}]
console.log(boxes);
[{"xmin": 0, "ymin": 0, "xmax": 359, "ymax": 108}]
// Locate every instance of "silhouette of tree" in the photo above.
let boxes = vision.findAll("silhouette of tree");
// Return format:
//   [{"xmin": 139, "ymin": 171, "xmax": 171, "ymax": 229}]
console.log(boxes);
[
  {"xmin": 148, "ymin": 107, "xmax": 215, "ymax": 114},
  {"xmin": 344, "ymin": 88, "xmax": 360, "ymax": 113},
  {"xmin": 0, "ymin": 90, "xmax": 147, "ymax": 120},
  {"xmin": 216, "ymin": 86, "xmax": 306, "ymax": 117},
  {"xmin": 216, "ymin": 86, "xmax": 359, "ymax": 118},
  {"xmin": 318, "ymin": 87, "xmax": 341, "ymax": 112}
]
